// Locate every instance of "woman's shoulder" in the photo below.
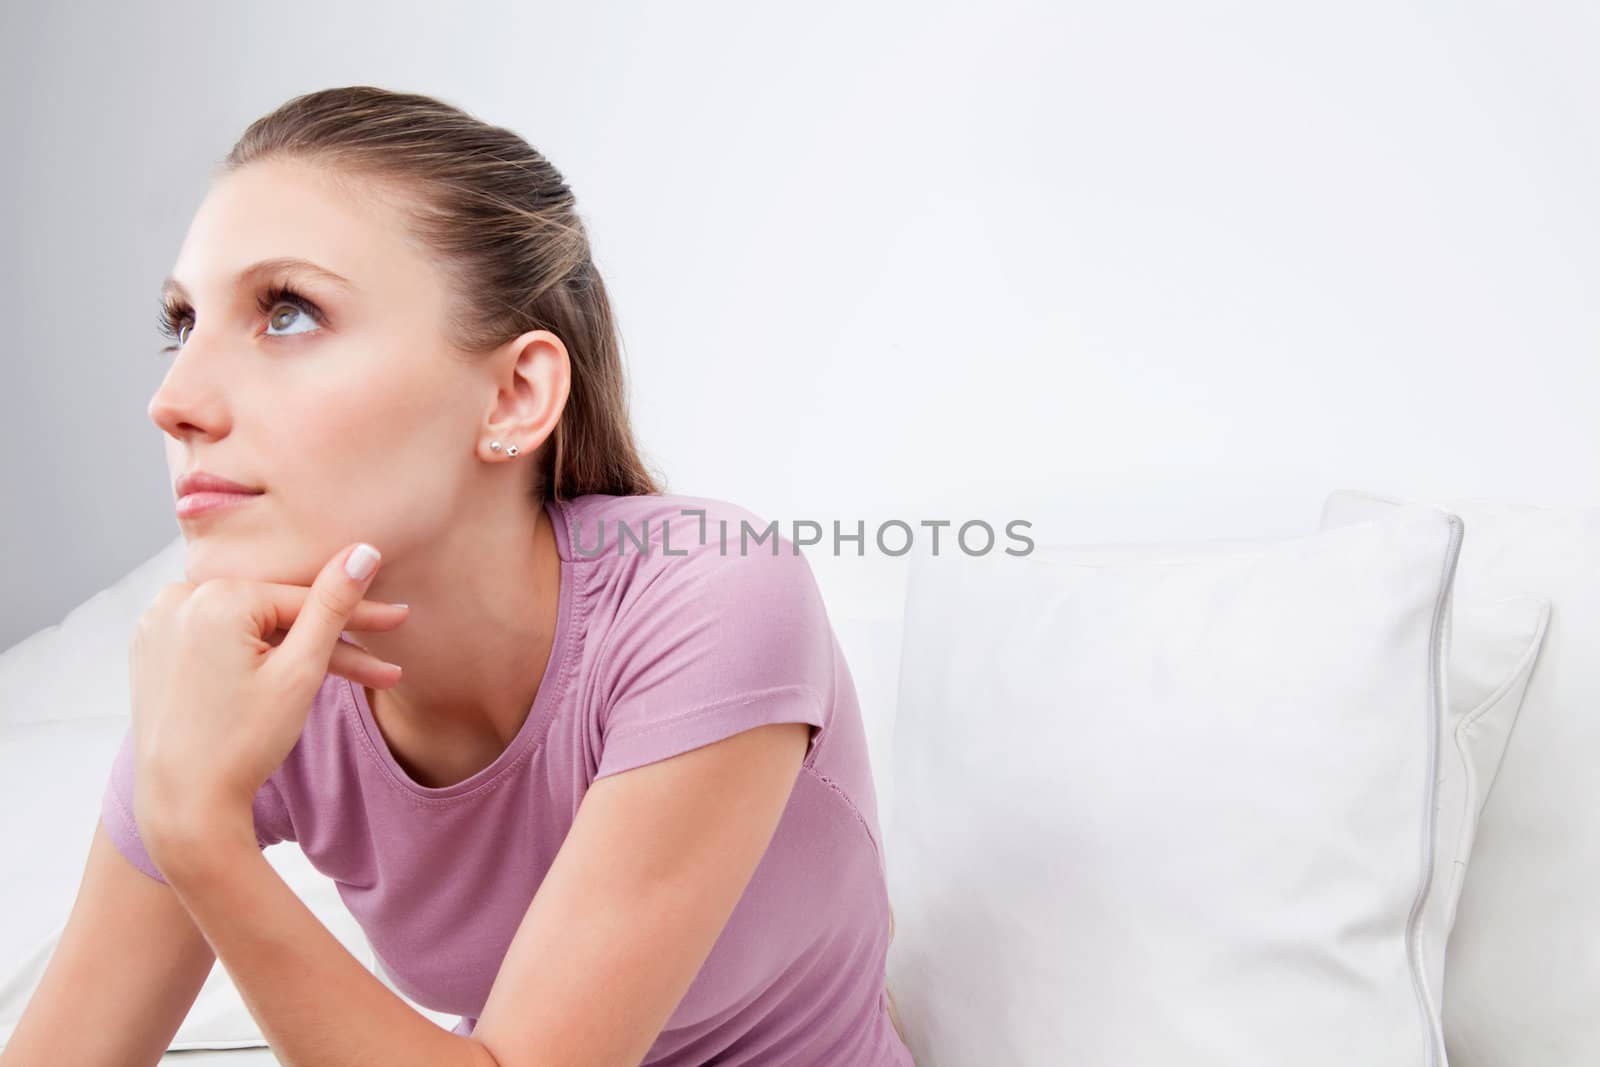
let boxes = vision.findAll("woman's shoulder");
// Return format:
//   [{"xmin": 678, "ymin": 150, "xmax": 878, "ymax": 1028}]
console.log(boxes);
[
  {"xmin": 562, "ymin": 492, "xmax": 830, "ymax": 682},
  {"xmin": 575, "ymin": 495, "xmax": 836, "ymax": 781}
]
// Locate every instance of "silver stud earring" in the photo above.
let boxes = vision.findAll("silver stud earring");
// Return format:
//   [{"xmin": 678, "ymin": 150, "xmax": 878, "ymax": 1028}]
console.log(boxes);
[{"xmin": 490, "ymin": 440, "xmax": 521, "ymax": 457}]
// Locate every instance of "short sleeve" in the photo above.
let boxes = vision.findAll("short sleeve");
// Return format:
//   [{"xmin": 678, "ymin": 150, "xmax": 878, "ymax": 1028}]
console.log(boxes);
[
  {"xmin": 99, "ymin": 723, "xmax": 289, "ymax": 885},
  {"xmin": 594, "ymin": 543, "xmax": 832, "ymax": 781}
]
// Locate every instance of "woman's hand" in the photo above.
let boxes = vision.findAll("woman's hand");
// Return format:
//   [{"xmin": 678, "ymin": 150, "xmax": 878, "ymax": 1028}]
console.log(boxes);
[{"xmin": 130, "ymin": 542, "xmax": 410, "ymax": 857}]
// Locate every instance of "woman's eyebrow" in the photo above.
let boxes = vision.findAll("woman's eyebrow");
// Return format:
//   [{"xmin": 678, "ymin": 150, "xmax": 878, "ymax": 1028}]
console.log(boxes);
[{"xmin": 161, "ymin": 257, "xmax": 358, "ymax": 302}]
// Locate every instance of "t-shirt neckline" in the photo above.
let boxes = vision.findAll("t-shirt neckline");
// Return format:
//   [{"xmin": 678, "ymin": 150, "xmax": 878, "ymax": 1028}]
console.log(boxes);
[{"xmin": 344, "ymin": 495, "xmax": 578, "ymax": 801}]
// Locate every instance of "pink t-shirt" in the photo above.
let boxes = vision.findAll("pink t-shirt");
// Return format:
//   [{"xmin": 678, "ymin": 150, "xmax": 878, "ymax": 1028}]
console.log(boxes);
[{"xmin": 101, "ymin": 491, "xmax": 913, "ymax": 1066}]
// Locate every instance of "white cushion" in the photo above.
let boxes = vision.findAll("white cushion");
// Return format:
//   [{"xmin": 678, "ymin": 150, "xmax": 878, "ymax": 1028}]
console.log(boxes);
[
  {"xmin": 885, "ymin": 503, "xmax": 1465, "ymax": 1066},
  {"xmin": 1323, "ymin": 489, "xmax": 1598, "ymax": 1066},
  {"xmin": 801, "ymin": 473, "xmax": 1350, "ymax": 843},
  {"xmin": 0, "ymin": 537, "xmax": 187, "ymax": 728},
  {"xmin": 1318, "ymin": 491, "xmax": 1551, "ymax": 1012},
  {"xmin": 981, "ymin": 510, "xmax": 1551, "ymax": 1018}
]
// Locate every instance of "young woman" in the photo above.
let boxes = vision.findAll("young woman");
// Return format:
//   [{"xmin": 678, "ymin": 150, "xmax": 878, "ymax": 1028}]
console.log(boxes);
[{"xmin": 5, "ymin": 86, "xmax": 911, "ymax": 1066}]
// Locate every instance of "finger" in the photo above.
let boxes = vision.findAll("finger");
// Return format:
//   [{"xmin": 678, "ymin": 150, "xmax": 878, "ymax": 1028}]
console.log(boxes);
[
  {"xmin": 328, "ymin": 635, "xmax": 403, "ymax": 689},
  {"xmin": 261, "ymin": 605, "xmax": 408, "ymax": 650},
  {"xmin": 275, "ymin": 543, "xmax": 385, "ymax": 681},
  {"xmin": 258, "ymin": 588, "xmax": 410, "ymax": 634},
  {"xmin": 266, "ymin": 633, "xmax": 403, "ymax": 690},
  {"xmin": 341, "ymin": 599, "xmax": 410, "ymax": 632}
]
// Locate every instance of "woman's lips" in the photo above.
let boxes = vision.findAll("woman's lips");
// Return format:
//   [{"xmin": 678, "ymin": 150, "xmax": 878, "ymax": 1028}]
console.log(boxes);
[{"xmin": 176, "ymin": 491, "xmax": 263, "ymax": 519}]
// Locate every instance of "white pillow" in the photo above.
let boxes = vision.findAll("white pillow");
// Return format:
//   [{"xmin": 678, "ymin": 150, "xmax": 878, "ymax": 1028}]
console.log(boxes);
[
  {"xmin": 992, "ymin": 514, "xmax": 1551, "ymax": 1017},
  {"xmin": 1318, "ymin": 492, "xmax": 1551, "ymax": 1011},
  {"xmin": 884, "ymin": 503, "xmax": 1465, "ymax": 1066},
  {"xmin": 1322, "ymin": 489, "xmax": 1597, "ymax": 1066},
  {"xmin": 0, "ymin": 537, "xmax": 186, "ymax": 728}
]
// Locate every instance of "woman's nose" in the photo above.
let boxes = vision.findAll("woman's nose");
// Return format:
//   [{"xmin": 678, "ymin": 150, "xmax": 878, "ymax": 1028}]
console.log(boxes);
[{"xmin": 147, "ymin": 352, "xmax": 226, "ymax": 439}]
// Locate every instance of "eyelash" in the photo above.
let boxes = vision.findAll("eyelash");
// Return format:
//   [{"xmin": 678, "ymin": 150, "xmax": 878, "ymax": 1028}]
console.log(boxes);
[{"xmin": 157, "ymin": 281, "xmax": 327, "ymax": 353}]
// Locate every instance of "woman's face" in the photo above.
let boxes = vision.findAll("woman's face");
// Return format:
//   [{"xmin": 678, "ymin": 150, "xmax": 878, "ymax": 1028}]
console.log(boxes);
[{"xmin": 149, "ymin": 158, "xmax": 491, "ymax": 586}]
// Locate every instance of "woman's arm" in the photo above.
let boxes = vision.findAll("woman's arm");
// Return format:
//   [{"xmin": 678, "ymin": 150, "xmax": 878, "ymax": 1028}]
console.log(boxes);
[
  {"xmin": 0, "ymin": 823, "xmax": 220, "ymax": 1067},
  {"xmin": 152, "ymin": 820, "xmax": 497, "ymax": 1067}
]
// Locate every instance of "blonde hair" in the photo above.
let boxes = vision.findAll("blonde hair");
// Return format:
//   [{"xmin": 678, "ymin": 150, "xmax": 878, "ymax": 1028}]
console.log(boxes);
[{"xmin": 220, "ymin": 85, "xmax": 663, "ymax": 505}]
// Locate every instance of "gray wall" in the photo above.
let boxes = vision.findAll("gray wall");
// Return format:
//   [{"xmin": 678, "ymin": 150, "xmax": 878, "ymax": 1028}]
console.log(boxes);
[{"xmin": 5, "ymin": 0, "xmax": 1597, "ymax": 651}]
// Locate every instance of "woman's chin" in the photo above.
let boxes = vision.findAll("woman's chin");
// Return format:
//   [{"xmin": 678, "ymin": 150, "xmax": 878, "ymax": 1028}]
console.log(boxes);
[{"xmin": 182, "ymin": 546, "xmax": 312, "ymax": 588}]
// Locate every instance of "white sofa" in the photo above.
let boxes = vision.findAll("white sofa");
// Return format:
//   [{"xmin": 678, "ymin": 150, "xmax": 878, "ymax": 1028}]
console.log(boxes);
[{"xmin": 2, "ymin": 483, "xmax": 1594, "ymax": 1066}]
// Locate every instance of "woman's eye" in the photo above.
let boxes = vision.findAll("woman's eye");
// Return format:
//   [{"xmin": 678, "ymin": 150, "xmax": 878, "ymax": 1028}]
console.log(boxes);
[{"xmin": 265, "ymin": 302, "xmax": 318, "ymax": 337}]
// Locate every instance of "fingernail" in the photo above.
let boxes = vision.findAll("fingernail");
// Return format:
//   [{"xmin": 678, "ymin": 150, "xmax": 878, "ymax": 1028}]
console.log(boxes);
[{"xmin": 346, "ymin": 543, "xmax": 381, "ymax": 580}]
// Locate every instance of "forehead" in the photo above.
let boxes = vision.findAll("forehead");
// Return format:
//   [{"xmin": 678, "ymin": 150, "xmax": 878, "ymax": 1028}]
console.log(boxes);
[{"xmin": 165, "ymin": 159, "xmax": 434, "ymax": 308}]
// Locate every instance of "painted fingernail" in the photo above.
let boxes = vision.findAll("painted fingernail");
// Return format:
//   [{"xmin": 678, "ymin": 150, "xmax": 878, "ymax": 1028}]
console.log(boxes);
[{"xmin": 346, "ymin": 543, "xmax": 381, "ymax": 580}]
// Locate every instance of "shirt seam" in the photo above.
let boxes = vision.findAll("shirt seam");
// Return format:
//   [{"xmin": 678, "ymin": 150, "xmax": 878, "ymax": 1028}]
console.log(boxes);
[
  {"xmin": 108, "ymin": 776, "xmax": 142, "ymax": 843},
  {"xmin": 604, "ymin": 683, "xmax": 825, "ymax": 741},
  {"xmin": 113, "ymin": 755, "xmax": 278, "ymax": 852},
  {"xmin": 257, "ymin": 774, "xmax": 290, "ymax": 847},
  {"xmin": 345, "ymin": 676, "xmax": 550, "ymax": 809},
  {"xmin": 802, "ymin": 763, "xmax": 885, "ymax": 871}
]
